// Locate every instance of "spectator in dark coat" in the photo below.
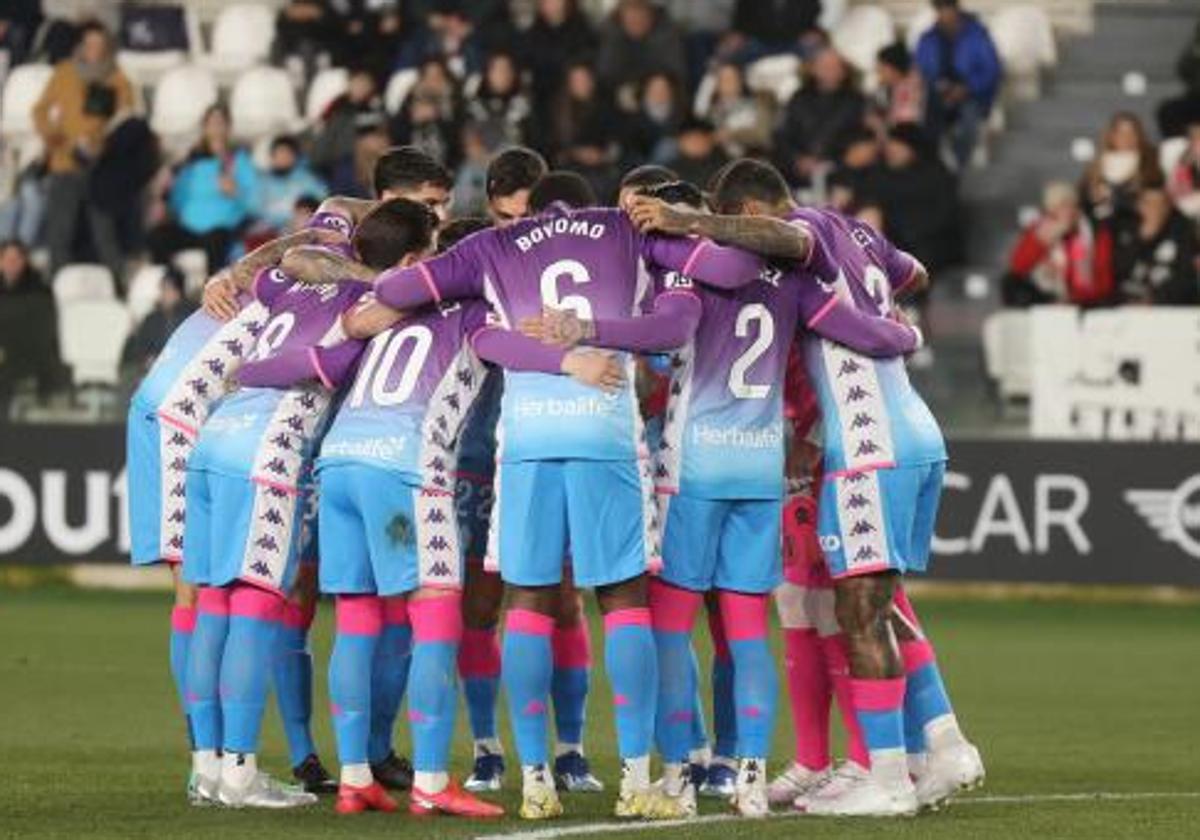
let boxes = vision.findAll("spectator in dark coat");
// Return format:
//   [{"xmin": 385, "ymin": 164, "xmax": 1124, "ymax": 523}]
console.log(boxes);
[
  {"xmin": 914, "ymin": 0, "xmax": 1002, "ymax": 170},
  {"xmin": 0, "ymin": 240, "xmax": 60, "ymax": 408},
  {"xmin": 665, "ymin": 118, "xmax": 731, "ymax": 190},
  {"xmin": 618, "ymin": 71, "xmax": 685, "ymax": 166},
  {"xmin": 596, "ymin": 0, "xmax": 687, "ymax": 105},
  {"xmin": 0, "ymin": 0, "xmax": 44, "ymax": 66},
  {"xmin": 521, "ymin": 0, "xmax": 598, "ymax": 109},
  {"xmin": 1080, "ymin": 112, "xmax": 1162, "ymax": 234},
  {"xmin": 464, "ymin": 50, "xmax": 532, "ymax": 151},
  {"xmin": 88, "ymin": 108, "xmax": 160, "ymax": 290},
  {"xmin": 775, "ymin": 47, "xmax": 866, "ymax": 186},
  {"xmin": 876, "ymin": 122, "xmax": 961, "ymax": 273},
  {"xmin": 828, "ymin": 125, "xmax": 884, "ymax": 211},
  {"xmin": 336, "ymin": 0, "xmax": 411, "ymax": 86},
  {"xmin": 721, "ymin": 0, "xmax": 823, "ymax": 63},
  {"xmin": 311, "ymin": 68, "xmax": 389, "ymax": 195},
  {"xmin": 1156, "ymin": 19, "xmax": 1200, "ymax": 138},
  {"xmin": 544, "ymin": 61, "xmax": 617, "ymax": 163},
  {"xmin": 121, "ymin": 267, "xmax": 197, "ymax": 372},
  {"xmin": 272, "ymin": 0, "xmax": 339, "ymax": 86},
  {"xmin": 1116, "ymin": 182, "xmax": 1200, "ymax": 305}
]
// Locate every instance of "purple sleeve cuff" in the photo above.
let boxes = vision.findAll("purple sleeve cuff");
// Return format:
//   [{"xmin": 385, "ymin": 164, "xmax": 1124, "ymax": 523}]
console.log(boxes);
[
  {"xmin": 591, "ymin": 291, "xmax": 702, "ymax": 352},
  {"xmin": 310, "ymin": 341, "xmax": 366, "ymax": 389},
  {"xmin": 645, "ymin": 235, "xmax": 764, "ymax": 289},
  {"xmin": 376, "ymin": 263, "xmax": 441, "ymax": 309},
  {"xmin": 236, "ymin": 348, "xmax": 320, "ymax": 389},
  {"xmin": 809, "ymin": 303, "xmax": 920, "ymax": 358},
  {"xmin": 471, "ymin": 326, "xmax": 567, "ymax": 374}
]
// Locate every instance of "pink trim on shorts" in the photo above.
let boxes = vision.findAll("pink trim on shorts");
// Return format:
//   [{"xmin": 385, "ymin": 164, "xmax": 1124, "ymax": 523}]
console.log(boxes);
[
  {"xmin": 309, "ymin": 347, "xmax": 334, "ymax": 390},
  {"xmin": 507, "ymin": 608, "xmax": 555, "ymax": 636},
  {"xmin": 900, "ymin": 639, "xmax": 936, "ymax": 673},
  {"xmin": 458, "ymin": 627, "xmax": 501, "ymax": 677},
  {"xmin": 250, "ymin": 476, "xmax": 300, "ymax": 495},
  {"xmin": 417, "ymin": 262, "xmax": 442, "ymax": 304},
  {"xmin": 680, "ymin": 239, "xmax": 709, "ymax": 277},
  {"xmin": 551, "ymin": 621, "xmax": 592, "ymax": 669},
  {"xmin": 603, "ymin": 607, "xmax": 651, "ymax": 631},
  {"xmin": 648, "ymin": 578, "xmax": 702, "ymax": 633},
  {"xmin": 282, "ymin": 600, "xmax": 316, "ymax": 631},
  {"xmin": 383, "ymin": 595, "xmax": 410, "ymax": 626},
  {"xmin": 829, "ymin": 561, "xmax": 892, "ymax": 580},
  {"xmin": 197, "ymin": 586, "xmax": 230, "ymax": 616},
  {"xmin": 336, "ymin": 594, "xmax": 384, "ymax": 635},
  {"xmin": 850, "ymin": 677, "xmax": 906, "ymax": 712},
  {"xmin": 410, "ymin": 592, "xmax": 464, "ymax": 642},
  {"xmin": 654, "ymin": 485, "xmax": 678, "ymax": 495},
  {"xmin": 823, "ymin": 462, "xmax": 896, "ymax": 481},
  {"xmin": 161, "ymin": 554, "xmax": 183, "ymax": 566},
  {"xmin": 718, "ymin": 591, "xmax": 770, "ymax": 641},
  {"xmin": 229, "ymin": 583, "xmax": 284, "ymax": 622},
  {"xmin": 171, "ymin": 605, "xmax": 197, "ymax": 633},
  {"xmin": 157, "ymin": 412, "xmax": 198, "ymax": 438},
  {"xmin": 806, "ymin": 296, "xmax": 839, "ymax": 329}
]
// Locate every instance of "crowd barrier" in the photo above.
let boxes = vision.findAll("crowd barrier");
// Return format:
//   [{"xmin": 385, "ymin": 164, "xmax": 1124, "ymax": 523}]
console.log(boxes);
[{"xmin": 1, "ymin": 425, "xmax": 1198, "ymax": 586}]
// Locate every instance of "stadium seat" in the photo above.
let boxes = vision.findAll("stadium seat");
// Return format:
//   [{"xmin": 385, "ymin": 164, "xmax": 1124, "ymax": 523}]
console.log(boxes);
[
  {"xmin": 905, "ymin": 7, "xmax": 937, "ymax": 52},
  {"xmin": 125, "ymin": 264, "xmax": 167, "ymax": 324},
  {"xmin": 150, "ymin": 63, "xmax": 219, "ymax": 157},
  {"xmin": 229, "ymin": 66, "xmax": 303, "ymax": 142},
  {"xmin": 305, "ymin": 67, "xmax": 349, "ymax": 123},
  {"xmin": 384, "ymin": 68, "xmax": 420, "ymax": 115},
  {"xmin": 1160, "ymin": 136, "xmax": 1188, "ymax": 178},
  {"xmin": 202, "ymin": 3, "xmax": 276, "ymax": 82},
  {"xmin": 173, "ymin": 249, "xmax": 210, "ymax": 297},
  {"xmin": 53, "ymin": 264, "xmax": 115, "ymax": 307},
  {"xmin": 819, "ymin": 0, "xmax": 848, "ymax": 31},
  {"xmin": 982, "ymin": 310, "xmax": 1032, "ymax": 403},
  {"xmin": 58, "ymin": 299, "xmax": 131, "ymax": 387},
  {"xmin": 745, "ymin": 54, "xmax": 802, "ymax": 105},
  {"xmin": 0, "ymin": 64, "xmax": 54, "ymax": 140},
  {"xmin": 832, "ymin": 5, "xmax": 896, "ymax": 84},
  {"xmin": 990, "ymin": 5, "xmax": 1056, "ymax": 100}
]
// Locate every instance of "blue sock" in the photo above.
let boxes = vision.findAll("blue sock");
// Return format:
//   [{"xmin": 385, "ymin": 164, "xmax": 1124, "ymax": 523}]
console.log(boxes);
[
  {"xmin": 728, "ymin": 636, "xmax": 778, "ymax": 758},
  {"xmin": 502, "ymin": 609, "xmax": 555, "ymax": 767},
  {"xmin": 368, "ymin": 607, "xmax": 412, "ymax": 764},
  {"xmin": 550, "ymin": 621, "xmax": 591, "ymax": 749},
  {"xmin": 330, "ymin": 596, "xmax": 382, "ymax": 767},
  {"xmin": 273, "ymin": 608, "xmax": 316, "ymax": 767},
  {"xmin": 653, "ymin": 629, "xmax": 696, "ymax": 763},
  {"xmin": 686, "ymin": 641, "xmax": 708, "ymax": 754},
  {"xmin": 711, "ymin": 651, "xmax": 736, "ymax": 758},
  {"xmin": 851, "ymin": 677, "xmax": 908, "ymax": 757},
  {"xmin": 604, "ymin": 609, "xmax": 657, "ymax": 760},
  {"xmin": 170, "ymin": 605, "xmax": 196, "ymax": 747},
  {"xmin": 459, "ymin": 626, "xmax": 501, "ymax": 743},
  {"xmin": 407, "ymin": 596, "xmax": 461, "ymax": 774},
  {"xmin": 905, "ymin": 660, "xmax": 953, "ymax": 751},
  {"xmin": 188, "ymin": 593, "xmax": 228, "ymax": 753},
  {"xmin": 220, "ymin": 588, "xmax": 282, "ymax": 754}
]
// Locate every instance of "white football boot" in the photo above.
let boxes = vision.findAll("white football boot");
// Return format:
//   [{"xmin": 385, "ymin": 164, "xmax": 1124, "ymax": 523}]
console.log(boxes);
[
  {"xmin": 731, "ymin": 758, "xmax": 770, "ymax": 818},
  {"xmin": 767, "ymin": 762, "xmax": 831, "ymax": 807},
  {"xmin": 914, "ymin": 721, "xmax": 985, "ymax": 811},
  {"xmin": 804, "ymin": 753, "xmax": 916, "ymax": 817},
  {"xmin": 218, "ymin": 754, "xmax": 318, "ymax": 809},
  {"xmin": 794, "ymin": 760, "xmax": 868, "ymax": 811}
]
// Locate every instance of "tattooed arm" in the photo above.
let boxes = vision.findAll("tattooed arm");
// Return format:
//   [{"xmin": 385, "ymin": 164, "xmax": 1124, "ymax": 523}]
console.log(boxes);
[
  {"xmin": 315, "ymin": 195, "xmax": 377, "ymax": 224},
  {"xmin": 280, "ymin": 245, "xmax": 376, "ymax": 285},
  {"xmin": 628, "ymin": 196, "xmax": 811, "ymax": 261},
  {"xmin": 226, "ymin": 228, "xmax": 333, "ymax": 291}
]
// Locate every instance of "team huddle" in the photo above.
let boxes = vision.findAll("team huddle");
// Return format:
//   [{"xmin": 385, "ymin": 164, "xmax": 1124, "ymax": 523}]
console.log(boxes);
[{"xmin": 126, "ymin": 144, "xmax": 984, "ymax": 821}]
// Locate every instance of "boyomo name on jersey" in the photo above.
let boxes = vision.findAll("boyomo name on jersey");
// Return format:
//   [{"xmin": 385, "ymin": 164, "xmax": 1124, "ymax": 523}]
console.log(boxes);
[
  {"xmin": 514, "ymin": 216, "xmax": 608, "ymax": 252},
  {"xmin": 318, "ymin": 300, "xmax": 489, "ymax": 493}
]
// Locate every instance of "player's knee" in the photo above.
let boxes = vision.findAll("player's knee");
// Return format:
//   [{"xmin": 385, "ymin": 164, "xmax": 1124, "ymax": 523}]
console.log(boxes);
[
  {"xmin": 556, "ymin": 587, "xmax": 585, "ymax": 627},
  {"xmin": 174, "ymin": 578, "xmax": 198, "ymax": 609},
  {"xmin": 462, "ymin": 572, "xmax": 504, "ymax": 628},
  {"xmin": 596, "ymin": 574, "xmax": 648, "ymax": 615},
  {"xmin": 507, "ymin": 584, "xmax": 559, "ymax": 617}
]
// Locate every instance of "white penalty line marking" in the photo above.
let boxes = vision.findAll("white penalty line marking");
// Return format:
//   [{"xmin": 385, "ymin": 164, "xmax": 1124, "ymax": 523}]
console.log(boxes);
[{"xmin": 475, "ymin": 792, "xmax": 1200, "ymax": 840}]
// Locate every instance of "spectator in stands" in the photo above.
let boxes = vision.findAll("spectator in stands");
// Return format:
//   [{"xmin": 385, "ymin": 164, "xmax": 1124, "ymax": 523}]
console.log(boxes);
[
  {"xmin": 121, "ymin": 266, "xmax": 197, "ymax": 373},
  {"xmin": 562, "ymin": 127, "xmax": 622, "ymax": 204},
  {"xmin": 273, "ymin": 0, "xmax": 339, "ymax": 88},
  {"xmin": 312, "ymin": 68, "xmax": 389, "ymax": 195},
  {"xmin": 146, "ymin": 105, "xmax": 258, "ymax": 272},
  {"xmin": 396, "ymin": 1, "xmax": 484, "ymax": 79},
  {"xmin": 702, "ymin": 61, "xmax": 774, "ymax": 157},
  {"xmin": 255, "ymin": 136, "xmax": 327, "ymax": 235},
  {"xmin": 596, "ymin": 0, "xmax": 687, "ymax": 106},
  {"xmin": 1116, "ymin": 180, "xmax": 1200, "ymax": 305},
  {"xmin": 876, "ymin": 122, "xmax": 960, "ymax": 273},
  {"xmin": 521, "ymin": 0, "xmax": 598, "ymax": 109},
  {"xmin": 619, "ymin": 71, "xmax": 685, "ymax": 165},
  {"xmin": 1080, "ymin": 112, "xmax": 1161, "ymax": 229},
  {"xmin": 545, "ymin": 60, "xmax": 616, "ymax": 164},
  {"xmin": 775, "ymin": 47, "xmax": 865, "ymax": 186},
  {"xmin": 0, "ymin": 0, "xmax": 44, "ymax": 67},
  {"xmin": 392, "ymin": 60, "xmax": 464, "ymax": 167},
  {"xmin": 1156, "ymin": 19, "xmax": 1200, "ymax": 139},
  {"xmin": 0, "ymin": 239, "xmax": 45, "ymax": 297},
  {"xmin": 31, "ymin": 20, "xmax": 134, "ymax": 281},
  {"xmin": 0, "ymin": 239, "xmax": 59, "ymax": 410},
  {"xmin": 660, "ymin": 0, "xmax": 734, "ymax": 90},
  {"xmin": 666, "ymin": 117, "xmax": 730, "ymax": 189},
  {"xmin": 464, "ymin": 51, "xmax": 531, "ymax": 151},
  {"xmin": 828, "ymin": 125, "xmax": 883, "ymax": 211},
  {"xmin": 874, "ymin": 42, "xmax": 924, "ymax": 128},
  {"xmin": 1006, "ymin": 180, "xmax": 1116, "ymax": 307},
  {"xmin": 339, "ymin": 0, "xmax": 409, "ymax": 85},
  {"xmin": 914, "ymin": 0, "xmax": 1002, "ymax": 170},
  {"xmin": 1167, "ymin": 118, "xmax": 1200, "ymax": 219},
  {"xmin": 0, "ymin": 156, "xmax": 45, "ymax": 249},
  {"xmin": 450, "ymin": 123, "xmax": 489, "ymax": 216},
  {"xmin": 721, "ymin": 0, "xmax": 823, "ymax": 64}
]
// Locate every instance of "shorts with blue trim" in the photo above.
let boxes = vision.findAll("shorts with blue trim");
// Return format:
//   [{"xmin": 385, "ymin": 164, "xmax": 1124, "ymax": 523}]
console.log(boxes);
[
  {"xmin": 658, "ymin": 493, "xmax": 782, "ymax": 594},
  {"xmin": 319, "ymin": 464, "xmax": 461, "ymax": 596},
  {"xmin": 127, "ymin": 408, "xmax": 194, "ymax": 566},
  {"xmin": 818, "ymin": 462, "xmax": 945, "ymax": 580},
  {"xmin": 491, "ymin": 458, "xmax": 657, "ymax": 589}
]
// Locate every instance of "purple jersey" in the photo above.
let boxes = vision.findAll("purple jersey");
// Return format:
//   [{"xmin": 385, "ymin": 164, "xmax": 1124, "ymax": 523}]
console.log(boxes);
[
  {"xmin": 791, "ymin": 208, "xmax": 946, "ymax": 473},
  {"xmin": 319, "ymin": 300, "xmax": 490, "ymax": 492},
  {"xmin": 190, "ymin": 269, "xmax": 368, "ymax": 486}
]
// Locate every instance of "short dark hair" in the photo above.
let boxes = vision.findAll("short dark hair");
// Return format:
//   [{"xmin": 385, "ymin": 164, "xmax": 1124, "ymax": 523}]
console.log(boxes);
[
  {"xmin": 373, "ymin": 146, "xmax": 453, "ymax": 197},
  {"xmin": 437, "ymin": 217, "xmax": 492, "ymax": 253},
  {"xmin": 877, "ymin": 42, "xmax": 911, "ymax": 73},
  {"xmin": 486, "ymin": 147, "xmax": 548, "ymax": 200},
  {"xmin": 646, "ymin": 180, "xmax": 705, "ymax": 210},
  {"xmin": 619, "ymin": 164, "xmax": 678, "ymax": 192},
  {"xmin": 529, "ymin": 171, "xmax": 597, "ymax": 212},
  {"xmin": 270, "ymin": 135, "xmax": 300, "ymax": 155},
  {"xmin": 294, "ymin": 194, "xmax": 321, "ymax": 213},
  {"xmin": 710, "ymin": 159, "xmax": 792, "ymax": 214},
  {"xmin": 352, "ymin": 198, "xmax": 439, "ymax": 269}
]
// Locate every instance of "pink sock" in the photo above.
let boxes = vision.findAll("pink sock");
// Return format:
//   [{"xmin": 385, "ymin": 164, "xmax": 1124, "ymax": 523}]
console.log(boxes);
[
  {"xmin": 820, "ymin": 633, "xmax": 870, "ymax": 768},
  {"xmin": 783, "ymin": 627, "xmax": 831, "ymax": 771},
  {"xmin": 281, "ymin": 600, "xmax": 316, "ymax": 632}
]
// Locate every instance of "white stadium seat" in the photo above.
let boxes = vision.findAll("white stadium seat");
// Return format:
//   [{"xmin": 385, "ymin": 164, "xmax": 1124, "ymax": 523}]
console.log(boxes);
[
  {"xmin": 229, "ymin": 66, "xmax": 302, "ymax": 142},
  {"xmin": 305, "ymin": 67, "xmax": 349, "ymax": 123},
  {"xmin": 832, "ymin": 5, "xmax": 896, "ymax": 83},
  {"xmin": 1, "ymin": 64, "xmax": 54, "ymax": 140},
  {"xmin": 53, "ymin": 264, "xmax": 115, "ymax": 306},
  {"xmin": 745, "ymin": 54, "xmax": 802, "ymax": 105},
  {"xmin": 906, "ymin": 7, "xmax": 937, "ymax": 52},
  {"xmin": 202, "ymin": 3, "xmax": 276, "ymax": 81},
  {"xmin": 1160, "ymin": 136, "xmax": 1189, "ymax": 177},
  {"xmin": 150, "ymin": 63, "xmax": 219, "ymax": 156},
  {"xmin": 990, "ymin": 5, "xmax": 1056, "ymax": 99},
  {"xmin": 819, "ymin": 0, "xmax": 848, "ymax": 31},
  {"xmin": 384, "ymin": 68, "xmax": 419, "ymax": 115},
  {"xmin": 126, "ymin": 264, "xmax": 168, "ymax": 324},
  {"xmin": 982, "ymin": 310, "xmax": 1032, "ymax": 402},
  {"xmin": 58, "ymin": 299, "xmax": 131, "ymax": 387},
  {"xmin": 119, "ymin": 49, "xmax": 189, "ymax": 90}
]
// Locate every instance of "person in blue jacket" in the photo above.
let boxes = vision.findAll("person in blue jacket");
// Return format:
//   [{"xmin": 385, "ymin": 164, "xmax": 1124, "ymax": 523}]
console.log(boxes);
[{"xmin": 914, "ymin": 0, "xmax": 1003, "ymax": 170}]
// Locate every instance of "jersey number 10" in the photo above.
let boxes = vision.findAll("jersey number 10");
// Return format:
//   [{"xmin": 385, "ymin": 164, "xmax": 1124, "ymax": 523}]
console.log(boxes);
[{"xmin": 349, "ymin": 325, "xmax": 434, "ymax": 408}]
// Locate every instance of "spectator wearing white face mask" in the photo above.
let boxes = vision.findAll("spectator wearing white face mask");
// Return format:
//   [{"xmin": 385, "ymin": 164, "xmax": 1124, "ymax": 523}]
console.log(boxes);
[{"xmin": 1080, "ymin": 112, "xmax": 1162, "ymax": 229}]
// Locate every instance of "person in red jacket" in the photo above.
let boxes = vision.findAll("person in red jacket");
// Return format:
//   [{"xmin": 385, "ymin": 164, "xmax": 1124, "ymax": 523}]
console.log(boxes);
[{"xmin": 1006, "ymin": 180, "xmax": 1117, "ymax": 306}]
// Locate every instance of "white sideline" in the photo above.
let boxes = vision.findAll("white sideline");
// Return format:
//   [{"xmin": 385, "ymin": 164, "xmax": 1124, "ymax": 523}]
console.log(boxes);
[{"xmin": 475, "ymin": 792, "xmax": 1200, "ymax": 840}]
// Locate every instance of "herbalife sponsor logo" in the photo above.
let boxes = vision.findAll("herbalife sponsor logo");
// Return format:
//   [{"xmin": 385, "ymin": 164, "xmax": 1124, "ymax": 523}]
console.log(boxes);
[
  {"xmin": 691, "ymin": 422, "xmax": 782, "ymax": 449},
  {"xmin": 513, "ymin": 395, "xmax": 617, "ymax": 419},
  {"xmin": 322, "ymin": 437, "xmax": 408, "ymax": 461}
]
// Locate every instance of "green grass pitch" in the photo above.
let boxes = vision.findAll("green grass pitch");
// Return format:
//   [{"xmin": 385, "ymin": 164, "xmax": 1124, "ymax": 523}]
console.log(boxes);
[{"xmin": 3, "ymin": 586, "xmax": 1199, "ymax": 839}]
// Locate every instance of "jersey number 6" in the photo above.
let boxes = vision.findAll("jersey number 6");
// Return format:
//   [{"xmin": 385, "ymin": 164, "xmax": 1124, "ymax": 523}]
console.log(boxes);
[{"xmin": 540, "ymin": 259, "xmax": 594, "ymax": 321}]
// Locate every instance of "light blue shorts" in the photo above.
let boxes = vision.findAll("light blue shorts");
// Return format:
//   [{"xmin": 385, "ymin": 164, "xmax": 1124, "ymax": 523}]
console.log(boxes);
[
  {"xmin": 659, "ymin": 494, "xmax": 782, "ymax": 594},
  {"xmin": 492, "ymin": 459, "xmax": 656, "ymax": 589},
  {"xmin": 127, "ymin": 407, "xmax": 193, "ymax": 566},
  {"xmin": 318, "ymin": 464, "xmax": 461, "ymax": 596},
  {"xmin": 818, "ymin": 463, "xmax": 946, "ymax": 579},
  {"xmin": 181, "ymin": 468, "xmax": 307, "ymax": 594}
]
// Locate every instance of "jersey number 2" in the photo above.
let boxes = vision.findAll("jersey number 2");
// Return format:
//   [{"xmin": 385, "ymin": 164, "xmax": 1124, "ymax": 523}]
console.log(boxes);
[
  {"xmin": 349, "ymin": 325, "xmax": 433, "ymax": 407},
  {"xmin": 728, "ymin": 304, "xmax": 774, "ymax": 400}
]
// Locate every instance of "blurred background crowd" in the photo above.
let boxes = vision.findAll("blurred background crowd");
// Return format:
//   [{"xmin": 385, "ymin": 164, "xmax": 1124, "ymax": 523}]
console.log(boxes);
[{"xmin": 1, "ymin": 0, "xmax": 1198, "ymax": 429}]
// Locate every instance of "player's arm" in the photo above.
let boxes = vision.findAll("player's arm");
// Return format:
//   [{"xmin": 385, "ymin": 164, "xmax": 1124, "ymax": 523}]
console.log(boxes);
[
  {"xmin": 375, "ymin": 237, "xmax": 487, "ymax": 309},
  {"xmin": 471, "ymin": 324, "xmax": 625, "ymax": 393},
  {"xmin": 520, "ymin": 291, "xmax": 702, "ymax": 353},
  {"xmin": 315, "ymin": 195, "xmax": 376, "ymax": 226},
  {"xmin": 280, "ymin": 245, "xmax": 376, "ymax": 286},
  {"xmin": 236, "ymin": 341, "xmax": 365, "ymax": 390},
  {"xmin": 342, "ymin": 294, "xmax": 406, "ymax": 339},
  {"xmin": 640, "ymin": 234, "xmax": 766, "ymax": 290},
  {"xmin": 803, "ymin": 294, "xmax": 923, "ymax": 357},
  {"xmin": 226, "ymin": 228, "xmax": 337, "ymax": 292},
  {"xmin": 630, "ymin": 195, "xmax": 812, "ymax": 262},
  {"xmin": 887, "ymin": 249, "xmax": 930, "ymax": 302}
]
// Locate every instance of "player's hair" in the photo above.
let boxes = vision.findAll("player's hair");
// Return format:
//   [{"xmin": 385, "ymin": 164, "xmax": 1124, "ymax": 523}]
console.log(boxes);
[
  {"xmin": 710, "ymin": 159, "xmax": 792, "ymax": 214},
  {"xmin": 372, "ymin": 146, "xmax": 453, "ymax": 197},
  {"xmin": 528, "ymin": 171, "xmax": 597, "ymax": 212},
  {"xmin": 486, "ymin": 147, "xmax": 548, "ymax": 200},
  {"xmin": 352, "ymin": 198, "xmax": 439, "ymax": 269},
  {"xmin": 619, "ymin": 164, "xmax": 678, "ymax": 193},
  {"xmin": 437, "ymin": 217, "xmax": 492, "ymax": 253},
  {"xmin": 646, "ymin": 180, "xmax": 705, "ymax": 210}
]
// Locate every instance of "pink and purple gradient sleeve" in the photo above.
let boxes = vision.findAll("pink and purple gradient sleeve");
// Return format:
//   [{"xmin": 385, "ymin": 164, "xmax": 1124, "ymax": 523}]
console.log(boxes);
[
  {"xmin": 376, "ymin": 235, "xmax": 487, "ymax": 309},
  {"xmin": 471, "ymin": 323, "xmax": 567, "ymax": 375},
  {"xmin": 590, "ymin": 291, "xmax": 702, "ymax": 352},
  {"xmin": 798, "ymin": 283, "xmax": 919, "ymax": 358},
  {"xmin": 252, "ymin": 266, "xmax": 296, "ymax": 306},
  {"xmin": 641, "ymin": 235, "xmax": 764, "ymax": 290},
  {"xmin": 236, "ymin": 341, "xmax": 365, "ymax": 390}
]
